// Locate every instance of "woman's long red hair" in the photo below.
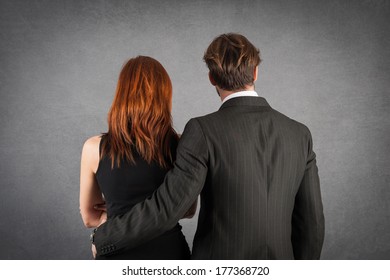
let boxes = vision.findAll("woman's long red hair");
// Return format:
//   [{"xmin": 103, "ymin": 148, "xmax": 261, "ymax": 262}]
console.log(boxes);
[{"xmin": 101, "ymin": 56, "xmax": 178, "ymax": 169}]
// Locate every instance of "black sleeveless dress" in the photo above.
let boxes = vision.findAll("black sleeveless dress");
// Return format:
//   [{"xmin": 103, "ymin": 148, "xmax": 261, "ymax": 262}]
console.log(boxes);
[{"xmin": 95, "ymin": 135, "xmax": 190, "ymax": 260}]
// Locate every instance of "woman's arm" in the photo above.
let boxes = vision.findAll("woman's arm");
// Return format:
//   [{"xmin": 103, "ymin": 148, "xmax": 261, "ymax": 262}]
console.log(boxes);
[{"xmin": 79, "ymin": 136, "xmax": 106, "ymax": 228}]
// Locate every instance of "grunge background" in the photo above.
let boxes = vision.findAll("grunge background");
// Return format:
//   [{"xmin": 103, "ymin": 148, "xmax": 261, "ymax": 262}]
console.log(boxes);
[{"xmin": 0, "ymin": 0, "xmax": 389, "ymax": 259}]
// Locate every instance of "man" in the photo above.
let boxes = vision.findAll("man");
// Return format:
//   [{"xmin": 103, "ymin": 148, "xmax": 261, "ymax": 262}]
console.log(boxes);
[{"xmin": 92, "ymin": 33, "xmax": 325, "ymax": 259}]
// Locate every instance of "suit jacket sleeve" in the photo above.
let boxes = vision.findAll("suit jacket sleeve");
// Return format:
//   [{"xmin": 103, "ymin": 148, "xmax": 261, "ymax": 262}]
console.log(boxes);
[
  {"xmin": 291, "ymin": 129, "xmax": 325, "ymax": 260},
  {"xmin": 93, "ymin": 119, "xmax": 208, "ymax": 256}
]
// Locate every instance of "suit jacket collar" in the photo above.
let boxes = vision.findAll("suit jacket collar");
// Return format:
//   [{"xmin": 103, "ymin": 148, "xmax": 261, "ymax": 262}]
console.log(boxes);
[{"xmin": 219, "ymin": 96, "xmax": 270, "ymax": 110}]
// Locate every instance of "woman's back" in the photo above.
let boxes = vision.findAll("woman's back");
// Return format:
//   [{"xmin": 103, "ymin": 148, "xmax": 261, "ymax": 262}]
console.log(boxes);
[
  {"xmin": 96, "ymin": 135, "xmax": 175, "ymax": 218},
  {"xmin": 94, "ymin": 135, "xmax": 190, "ymax": 260}
]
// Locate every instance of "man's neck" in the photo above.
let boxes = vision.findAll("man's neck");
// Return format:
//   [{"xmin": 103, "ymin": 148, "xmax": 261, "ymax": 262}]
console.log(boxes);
[{"xmin": 219, "ymin": 85, "xmax": 255, "ymax": 102}]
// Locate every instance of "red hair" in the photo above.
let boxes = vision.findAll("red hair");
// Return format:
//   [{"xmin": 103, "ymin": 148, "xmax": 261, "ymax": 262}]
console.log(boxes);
[{"xmin": 101, "ymin": 56, "xmax": 178, "ymax": 169}]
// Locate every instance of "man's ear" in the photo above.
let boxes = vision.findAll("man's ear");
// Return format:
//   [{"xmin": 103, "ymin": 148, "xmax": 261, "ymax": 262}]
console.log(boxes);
[
  {"xmin": 208, "ymin": 72, "xmax": 217, "ymax": 86},
  {"xmin": 253, "ymin": 66, "xmax": 258, "ymax": 82}
]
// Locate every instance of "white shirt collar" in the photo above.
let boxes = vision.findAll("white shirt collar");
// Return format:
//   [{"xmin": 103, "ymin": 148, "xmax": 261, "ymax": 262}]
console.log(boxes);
[{"xmin": 221, "ymin": 90, "xmax": 258, "ymax": 104}]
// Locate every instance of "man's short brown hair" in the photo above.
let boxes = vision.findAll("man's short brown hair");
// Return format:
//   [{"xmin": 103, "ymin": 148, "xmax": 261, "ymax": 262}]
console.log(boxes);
[{"xmin": 203, "ymin": 33, "xmax": 261, "ymax": 91}]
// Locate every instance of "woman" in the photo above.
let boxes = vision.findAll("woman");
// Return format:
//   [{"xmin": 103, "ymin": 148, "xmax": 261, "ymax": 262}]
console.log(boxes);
[{"xmin": 79, "ymin": 56, "xmax": 195, "ymax": 259}]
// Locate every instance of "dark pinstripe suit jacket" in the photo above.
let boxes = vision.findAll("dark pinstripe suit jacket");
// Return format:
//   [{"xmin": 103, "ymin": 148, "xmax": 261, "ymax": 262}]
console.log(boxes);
[{"xmin": 94, "ymin": 96, "xmax": 325, "ymax": 259}]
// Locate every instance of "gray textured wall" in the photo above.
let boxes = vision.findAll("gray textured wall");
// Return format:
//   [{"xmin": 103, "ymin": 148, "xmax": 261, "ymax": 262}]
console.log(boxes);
[{"xmin": 0, "ymin": 0, "xmax": 389, "ymax": 259}]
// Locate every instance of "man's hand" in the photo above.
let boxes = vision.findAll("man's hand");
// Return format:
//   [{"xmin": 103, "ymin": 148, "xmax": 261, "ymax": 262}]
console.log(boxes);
[
  {"xmin": 91, "ymin": 206, "xmax": 107, "ymax": 259},
  {"xmin": 92, "ymin": 244, "xmax": 97, "ymax": 259},
  {"xmin": 98, "ymin": 211, "xmax": 107, "ymax": 226}
]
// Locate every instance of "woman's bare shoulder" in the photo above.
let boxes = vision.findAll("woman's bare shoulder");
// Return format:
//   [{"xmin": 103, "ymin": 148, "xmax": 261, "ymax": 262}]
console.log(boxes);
[
  {"xmin": 83, "ymin": 135, "xmax": 102, "ymax": 149},
  {"xmin": 82, "ymin": 135, "xmax": 102, "ymax": 158},
  {"xmin": 81, "ymin": 135, "xmax": 102, "ymax": 172}
]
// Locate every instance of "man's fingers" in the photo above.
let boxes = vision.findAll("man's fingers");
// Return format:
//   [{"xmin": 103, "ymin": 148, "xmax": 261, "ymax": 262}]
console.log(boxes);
[{"xmin": 92, "ymin": 244, "xmax": 97, "ymax": 259}]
